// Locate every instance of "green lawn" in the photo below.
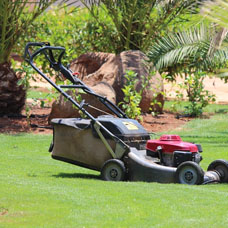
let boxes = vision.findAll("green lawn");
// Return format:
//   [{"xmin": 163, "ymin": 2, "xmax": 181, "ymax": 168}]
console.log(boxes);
[
  {"xmin": 1, "ymin": 114, "xmax": 228, "ymax": 227},
  {"xmin": 164, "ymin": 100, "xmax": 228, "ymax": 114},
  {"xmin": 27, "ymin": 89, "xmax": 49, "ymax": 100}
]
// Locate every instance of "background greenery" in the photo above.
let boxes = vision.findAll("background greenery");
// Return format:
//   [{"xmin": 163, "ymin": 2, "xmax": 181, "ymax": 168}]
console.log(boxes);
[
  {"xmin": 12, "ymin": 3, "xmax": 228, "ymax": 117},
  {"xmin": 164, "ymin": 100, "xmax": 228, "ymax": 114},
  {"xmin": 14, "ymin": 6, "xmax": 114, "ymax": 64}
]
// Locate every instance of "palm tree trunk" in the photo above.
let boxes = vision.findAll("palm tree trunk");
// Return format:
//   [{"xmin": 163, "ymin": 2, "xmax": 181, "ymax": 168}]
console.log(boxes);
[{"xmin": 0, "ymin": 62, "xmax": 25, "ymax": 116}]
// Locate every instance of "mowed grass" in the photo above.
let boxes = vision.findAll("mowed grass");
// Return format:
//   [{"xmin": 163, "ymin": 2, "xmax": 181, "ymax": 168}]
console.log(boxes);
[
  {"xmin": 1, "ymin": 114, "xmax": 228, "ymax": 227},
  {"xmin": 27, "ymin": 89, "xmax": 49, "ymax": 100},
  {"xmin": 164, "ymin": 100, "xmax": 228, "ymax": 114}
]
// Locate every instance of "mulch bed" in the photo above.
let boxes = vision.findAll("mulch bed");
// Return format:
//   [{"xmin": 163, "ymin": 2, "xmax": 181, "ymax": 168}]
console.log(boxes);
[{"xmin": 0, "ymin": 106, "xmax": 190, "ymax": 134}]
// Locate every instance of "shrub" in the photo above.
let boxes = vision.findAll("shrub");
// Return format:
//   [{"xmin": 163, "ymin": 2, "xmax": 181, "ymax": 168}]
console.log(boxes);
[
  {"xmin": 119, "ymin": 71, "xmax": 142, "ymax": 120},
  {"xmin": 174, "ymin": 71, "xmax": 216, "ymax": 117},
  {"xmin": 148, "ymin": 25, "xmax": 228, "ymax": 117},
  {"xmin": 14, "ymin": 6, "xmax": 114, "ymax": 61}
]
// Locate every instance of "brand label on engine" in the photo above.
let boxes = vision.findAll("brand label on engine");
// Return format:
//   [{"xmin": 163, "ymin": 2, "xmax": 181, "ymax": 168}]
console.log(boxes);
[{"xmin": 122, "ymin": 121, "xmax": 139, "ymax": 130}]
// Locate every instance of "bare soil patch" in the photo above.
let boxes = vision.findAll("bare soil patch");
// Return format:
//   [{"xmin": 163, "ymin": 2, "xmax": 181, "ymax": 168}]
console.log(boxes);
[
  {"xmin": 0, "ymin": 107, "xmax": 52, "ymax": 134},
  {"xmin": 141, "ymin": 113, "xmax": 190, "ymax": 133},
  {"xmin": 0, "ymin": 105, "xmax": 190, "ymax": 134},
  {"xmin": 1, "ymin": 73, "xmax": 221, "ymax": 135}
]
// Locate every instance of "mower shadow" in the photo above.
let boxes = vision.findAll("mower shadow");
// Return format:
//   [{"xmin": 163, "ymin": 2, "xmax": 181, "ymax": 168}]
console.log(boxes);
[{"xmin": 52, "ymin": 172, "xmax": 101, "ymax": 180}]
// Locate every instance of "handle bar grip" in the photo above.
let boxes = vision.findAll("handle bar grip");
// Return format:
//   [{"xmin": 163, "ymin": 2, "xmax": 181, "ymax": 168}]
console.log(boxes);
[
  {"xmin": 24, "ymin": 42, "xmax": 66, "ymax": 66},
  {"xmin": 24, "ymin": 42, "xmax": 48, "ymax": 61}
]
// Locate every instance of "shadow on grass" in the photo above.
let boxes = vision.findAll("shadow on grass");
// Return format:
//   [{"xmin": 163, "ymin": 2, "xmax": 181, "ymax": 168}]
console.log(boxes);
[
  {"xmin": 215, "ymin": 109, "xmax": 228, "ymax": 114},
  {"xmin": 52, "ymin": 172, "xmax": 100, "ymax": 180}
]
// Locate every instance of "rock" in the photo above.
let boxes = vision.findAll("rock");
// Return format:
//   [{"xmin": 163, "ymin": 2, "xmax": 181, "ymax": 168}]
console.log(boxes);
[
  {"xmin": 70, "ymin": 52, "xmax": 114, "ymax": 82},
  {"xmin": 70, "ymin": 50, "xmax": 164, "ymax": 113},
  {"xmin": 48, "ymin": 82, "xmax": 116, "ymax": 121},
  {"xmin": 120, "ymin": 51, "xmax": 164, "ymax": 113},
  {"xmin": 50, "ymin": 50, "xmax": 164, "ymax": 120}
]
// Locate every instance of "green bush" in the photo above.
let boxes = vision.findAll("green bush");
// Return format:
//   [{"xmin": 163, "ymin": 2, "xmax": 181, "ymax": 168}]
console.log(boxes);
[
  {"xmin": 119, "ymin": 71, "xmax": 142, "ymax": 120},
  {"xmin": 184, "ymin": 72, "xmax": 216, "ymax": 116},
  {"xmin": 14, "ymin": 6, "xmax": 115, "ymax": 70},
  {"xmin": 13, "ymin": 5, "xmax": 116, "ymax": 105}
]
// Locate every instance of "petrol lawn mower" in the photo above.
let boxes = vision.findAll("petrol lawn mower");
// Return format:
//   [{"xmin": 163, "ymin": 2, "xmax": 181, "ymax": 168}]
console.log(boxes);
[{"xmin": 24, "ymin": 42, "xmax": 228, "ymax": 185}]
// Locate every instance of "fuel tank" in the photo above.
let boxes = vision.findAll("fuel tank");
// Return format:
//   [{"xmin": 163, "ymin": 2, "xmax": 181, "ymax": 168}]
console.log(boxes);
[{"xmin": 146, "ymin": 135, "xmax": 199, "ymax": 154}]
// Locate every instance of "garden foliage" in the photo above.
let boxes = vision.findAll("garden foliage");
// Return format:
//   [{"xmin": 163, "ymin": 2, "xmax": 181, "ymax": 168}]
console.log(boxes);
[
  {"xmin": 80, "ymin": 0, "xmax": 202, "ymax": 53},
  {"xmin": 148, "ymin": 24, "xmax": 228, "ymax": 116},
  {"xmin": 9, "ymin": 2, "xmax": 228, "ymax": 118},
  {"xmin": 14, "ymin": 6, "xmax": 114, "ymax": 66},
  {"xmin": 0, "ymin": 0, "xmax": 58, "ymax": 64}
]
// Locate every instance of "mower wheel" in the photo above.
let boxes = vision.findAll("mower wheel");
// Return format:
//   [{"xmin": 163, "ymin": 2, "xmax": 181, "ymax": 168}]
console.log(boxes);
[
  {"xmin": 101, "ymin": 159, "xmax": 126, "ymax": 181},
  {"xmin": 175, "ymin": 161, "xmax": 204, "ymax": 185},
  {"xmin": 207, "ymin": 159, "xmax": 228, "ymax": 183}
]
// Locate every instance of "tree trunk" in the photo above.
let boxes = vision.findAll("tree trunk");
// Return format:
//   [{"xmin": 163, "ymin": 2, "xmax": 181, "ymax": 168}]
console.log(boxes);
[{"xmin": 0, "ymin": 62, "xmax": 25, "ymax": 116}]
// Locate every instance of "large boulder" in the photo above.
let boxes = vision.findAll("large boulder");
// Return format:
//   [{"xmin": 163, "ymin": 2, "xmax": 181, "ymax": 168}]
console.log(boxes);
[
  {"xmin": 70, "ymin": 50, "xmax": 164, "ymax": 112},
  {"xmin": 48, "ymin": 82, "xmax": 116, "ymax": 121},
  {"xmin": 49, "ymin": 50, "xmax": 164, "ymax": 121},
  {"xmin": 70, "ymin": 52, "xmax": 114, "ymax": 81}
]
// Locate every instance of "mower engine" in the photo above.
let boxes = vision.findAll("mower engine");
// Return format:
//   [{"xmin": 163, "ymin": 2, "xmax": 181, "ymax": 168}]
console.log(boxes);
[{"xmin": 146, "ymin": 135, "xmax": 202, "ymax": 167}]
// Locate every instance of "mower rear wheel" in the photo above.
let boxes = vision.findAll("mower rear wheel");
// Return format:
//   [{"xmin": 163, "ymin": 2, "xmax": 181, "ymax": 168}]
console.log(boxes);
[
  {"xmin": 101, "ymin": 159, "xmax": 126, "ymax": 181},
  {"xmin": 175, "ymin": 161, "xmax": 204, "ymax": 185},
  {"xmin": 207, "ymin": 159, "xmax": 228, "ymax": 183}
]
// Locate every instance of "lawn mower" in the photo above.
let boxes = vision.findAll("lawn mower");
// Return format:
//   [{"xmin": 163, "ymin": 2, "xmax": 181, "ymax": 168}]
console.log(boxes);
[{"xmin": 24, "ymin": 42, "xmax": 228, "ymax": 185}]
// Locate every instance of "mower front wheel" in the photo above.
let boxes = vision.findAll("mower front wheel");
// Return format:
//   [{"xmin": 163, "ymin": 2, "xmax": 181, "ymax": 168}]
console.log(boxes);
[
  {"xmin": 207, "ymin": 159, "xmax": 228, "ymax": 183},
  {"xmin": 175, "ymin": 161, "xmax": 204, "ymax": 185},
  {"xmin": 101, "ymin": 159, "xmax": 126, "ymax": 181}
]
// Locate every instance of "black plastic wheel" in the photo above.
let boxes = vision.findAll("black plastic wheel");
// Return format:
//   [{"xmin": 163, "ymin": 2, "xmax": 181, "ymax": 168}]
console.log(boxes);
[
  {"xmin": 207, "ymin": 159, "xmax": 228, "ymax": 183},
  {"xmin": 175, "ymin": 161, "xmax": 204, "ymax": 185},
  {"xmin": 101, "ymin": 159, "xmax": 126, "ymax": 181}
]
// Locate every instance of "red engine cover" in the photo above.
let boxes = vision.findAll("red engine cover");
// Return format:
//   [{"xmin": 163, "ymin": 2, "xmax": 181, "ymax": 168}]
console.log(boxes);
[{"xmin": 146, "ymin": 135, "xmax": 198, "ymax": 153}]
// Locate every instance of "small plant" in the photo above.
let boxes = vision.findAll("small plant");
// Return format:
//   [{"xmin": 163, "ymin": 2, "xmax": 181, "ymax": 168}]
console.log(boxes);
[
  {"xmin": 119, "ymin": 71, "xmax": 142, "ymax": 120},
  {"xmin": 16, "ymin": 62, "xmax": 54, "ymax": 124},
  {"xmin": 171, "ymin": 71, "xmax": 216, "ymax": 117},
  {"xmin": 184, "ymin": 71, "xmax": 216, "ymax": 117},
  {"xmin": 150, "ymin": 97, "xmax": 163, "ymax": 116},
  {"xmin": 120, "ymin": 70, "xmax": 164, "ymax": 119},
  {"xmin": 16, "ymin": 62, "xmax": 36, "ymax": 124}
]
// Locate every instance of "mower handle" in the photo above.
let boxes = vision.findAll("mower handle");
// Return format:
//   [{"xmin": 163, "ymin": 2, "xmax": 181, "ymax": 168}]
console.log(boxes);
[
  {"xmin": 24, "ymin": 42, "xmax": 75, "ymax": 83},
  {"xmin": 24, "ymin": 42, "xmax": 127, "ymax": 119},
  {"xmin": 24, "ymin": 42, "xmax": 65, "ymax": 65}
]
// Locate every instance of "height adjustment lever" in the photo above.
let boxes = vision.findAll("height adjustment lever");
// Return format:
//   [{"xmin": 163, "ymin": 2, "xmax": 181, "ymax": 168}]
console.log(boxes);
[{"xmin": 72, "ymin": 72, "xmax": 79, "ymax": 76}]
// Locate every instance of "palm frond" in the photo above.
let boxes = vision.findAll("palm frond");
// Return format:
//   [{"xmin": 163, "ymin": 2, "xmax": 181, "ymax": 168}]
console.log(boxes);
[
  {"xmin": 77, "ymin": 0, "xmax": 203, "ymax": 53},
  {"xmin": 0, "ymin": 0, "xmax": 57, "ymax": 63},
  {"xmin": 202, "ymin": 0, "xmax": 228, "ymax": 29},
  {"xmin": 147, "ymin": 24, "xmax": 228, "ymax": 75},
  {"xmin": 148, "ymin": 25, "xmax": 208, "ymax": 70}
]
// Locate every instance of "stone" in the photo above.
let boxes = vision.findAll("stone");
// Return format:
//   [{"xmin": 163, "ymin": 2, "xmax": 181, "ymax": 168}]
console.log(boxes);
[
  {"xmin": 49, "ymin": 50, "xmax": 164, "ymax": 120},
  {"xmin": 70, "ymin": 52, "xmax": 115, "ymax": 81},
  {"xmin": 48, "ymin": 82, "xmax": 116, "ymax": 121},
  {"xmin": 71, "ymin": 50, "xmax": 164, "ymax": 113}
]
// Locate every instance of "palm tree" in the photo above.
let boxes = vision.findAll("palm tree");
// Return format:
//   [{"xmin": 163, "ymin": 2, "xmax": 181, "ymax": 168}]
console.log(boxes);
[
  {"xmin": 147, "ymin": 24, "xmax": 228, "ymax": 116},
  {"xmin": 202, "ymin": 0, "xmax": 228, "ymax": 29},
  {"xmin": 78, "ymin": 0, "xmax": 201, "ymax": 54},
  {"xmin": 148, "ymin": 25, "xmax": 228, "ymax": 75},
  {"xmin": 202, "ymin": 0, "xmax": 228, "ymax": 79},
  {"xmin": 202, "ymin": 0, "xmax": 228, "ymax": 59},
  {"xmin": 0, "ymin": 0, "xmax": 57, "ymax": 116}
]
